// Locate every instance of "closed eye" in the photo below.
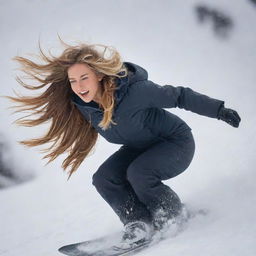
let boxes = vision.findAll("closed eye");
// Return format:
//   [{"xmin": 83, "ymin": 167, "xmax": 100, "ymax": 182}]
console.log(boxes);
[{"xmin": 69, "ymin": 77, "xmax": 88, "ymax": 83}]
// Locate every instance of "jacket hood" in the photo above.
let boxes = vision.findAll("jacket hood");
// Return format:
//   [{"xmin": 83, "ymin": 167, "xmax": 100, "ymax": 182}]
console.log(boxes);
[
  {"xmin": 114, "ymin": 62, "xmax": 148, "ymax": 108},
  {"xmin": 71, "ymin": 61, "xmax": 148, "ymax": 112}
]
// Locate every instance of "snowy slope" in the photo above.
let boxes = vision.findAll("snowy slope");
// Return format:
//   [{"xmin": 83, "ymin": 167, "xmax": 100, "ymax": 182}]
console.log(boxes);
[{"xmin": 0, "ymin": 0, "xmax": 256, "ymax": 255}]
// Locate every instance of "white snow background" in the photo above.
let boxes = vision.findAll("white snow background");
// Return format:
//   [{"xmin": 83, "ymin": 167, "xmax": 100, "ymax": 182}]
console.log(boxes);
[{"xmin": 0, "ymin": 0, "xmax": 256, "ymax": 255}]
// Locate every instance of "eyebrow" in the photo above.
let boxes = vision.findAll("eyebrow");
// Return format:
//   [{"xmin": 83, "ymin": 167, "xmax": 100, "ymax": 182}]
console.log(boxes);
[{"xmin": 68, "ymin": 73, "xmax": 88, "ymax": 80}]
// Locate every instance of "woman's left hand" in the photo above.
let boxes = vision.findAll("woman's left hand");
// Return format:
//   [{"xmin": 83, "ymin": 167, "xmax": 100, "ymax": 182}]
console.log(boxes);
[{"xmin": 217, "ymin": 106, "xmax": 241, "ymax": 128}]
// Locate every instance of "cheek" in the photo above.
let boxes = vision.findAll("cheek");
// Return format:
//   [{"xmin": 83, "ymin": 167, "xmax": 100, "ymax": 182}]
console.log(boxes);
[{"xmin": 70, "ymin": 84, "xmax": 77, "ymax": 92}]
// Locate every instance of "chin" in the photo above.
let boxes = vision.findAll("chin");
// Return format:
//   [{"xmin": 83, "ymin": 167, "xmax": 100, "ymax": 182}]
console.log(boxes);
[
  {"xmin": 77, "ymin": 95, "xmax": 91, "ymax": 103},
  {"xmin": 83, "ymin": 98, "xmax": 92, "ymax": 103}
]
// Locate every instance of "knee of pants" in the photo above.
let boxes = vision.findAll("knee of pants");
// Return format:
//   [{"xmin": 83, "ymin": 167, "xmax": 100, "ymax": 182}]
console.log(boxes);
[
  {"xmin": 92, "ymin": 166, "xmax": 124, "ymax": 190},
  {"xmin": 92, "ymin": 171, "xmax": 102, "ymax": 189},
  {"xmin": 92, "ymin": 167, "xmax": 110, "ymax": 190},
  {"xmin": 127, "ymin": 165, "xmax": 160, "ymax": 196}
]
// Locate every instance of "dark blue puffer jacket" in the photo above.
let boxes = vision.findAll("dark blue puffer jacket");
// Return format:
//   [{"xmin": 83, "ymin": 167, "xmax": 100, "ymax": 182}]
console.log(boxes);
[{"xmin": 72, "ymin": 62, "xmax": 225, "ymax": 149}]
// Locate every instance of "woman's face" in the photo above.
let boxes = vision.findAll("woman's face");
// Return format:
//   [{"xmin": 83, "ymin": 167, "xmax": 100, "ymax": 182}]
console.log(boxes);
[{"xmin": 67, "ymin": 63, "xmax": 103, "ymax": 104}]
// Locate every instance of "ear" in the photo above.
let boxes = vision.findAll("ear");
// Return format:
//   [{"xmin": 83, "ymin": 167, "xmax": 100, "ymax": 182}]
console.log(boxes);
[{"xmin": 98, "ymin": 74, "xmax": 104, "ymax": 81}]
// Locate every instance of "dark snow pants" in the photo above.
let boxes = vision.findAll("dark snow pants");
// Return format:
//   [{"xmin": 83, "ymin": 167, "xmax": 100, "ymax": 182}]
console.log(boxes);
[{"xmin": 92, "ymin": 130, "xmax": 195, "ymax": 225}]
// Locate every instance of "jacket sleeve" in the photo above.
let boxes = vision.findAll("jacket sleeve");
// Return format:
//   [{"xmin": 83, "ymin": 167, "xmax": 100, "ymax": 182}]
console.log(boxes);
[{"xmin": 133, "ymin": 80, "xmax": 225, "ymax": 119}]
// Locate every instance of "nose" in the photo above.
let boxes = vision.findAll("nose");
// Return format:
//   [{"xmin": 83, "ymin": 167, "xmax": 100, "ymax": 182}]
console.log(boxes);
[{"xmin": 77, "ymin": 81, "xmax": 85, "ymax": 90}]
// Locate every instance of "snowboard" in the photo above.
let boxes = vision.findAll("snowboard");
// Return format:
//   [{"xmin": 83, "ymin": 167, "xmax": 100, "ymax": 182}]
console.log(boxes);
[
  {"xmin": 58, "ymin": 207, "xmax": 208, "ymax": 256},
  {"xmin": 58, "ymin": 231, "xmax": 153, "ymax": 256}
]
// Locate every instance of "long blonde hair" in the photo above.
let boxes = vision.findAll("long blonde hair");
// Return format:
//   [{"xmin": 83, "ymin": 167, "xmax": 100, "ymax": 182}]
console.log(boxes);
[{"xmin": 7, "ymin": 37, "xmax": 128, "ymax": 179}]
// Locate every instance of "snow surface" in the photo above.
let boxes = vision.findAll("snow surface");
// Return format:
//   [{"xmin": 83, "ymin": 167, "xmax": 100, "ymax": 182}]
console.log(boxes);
[{"xmin": 0, "ymin": 0, "xmax": 256, "ymax": 255}]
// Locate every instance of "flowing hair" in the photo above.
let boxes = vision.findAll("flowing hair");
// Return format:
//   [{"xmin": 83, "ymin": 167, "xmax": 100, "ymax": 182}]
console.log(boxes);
[{"xmin": 7, "ymin": 36, "xmax": 128, "ymax": 179}]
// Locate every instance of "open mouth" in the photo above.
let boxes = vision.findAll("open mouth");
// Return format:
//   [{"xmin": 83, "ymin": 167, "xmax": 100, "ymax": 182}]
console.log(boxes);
[{"xmin": 80, "ymin": 90, "xmax": 89, "ymax": 96}]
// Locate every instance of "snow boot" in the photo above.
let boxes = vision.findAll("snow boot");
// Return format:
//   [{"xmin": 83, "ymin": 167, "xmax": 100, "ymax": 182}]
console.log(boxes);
[
  {"xmin": 152, "ymin": 203, "xmax": 189, "ymax": 232},
  {"xmin": 120, "ymin": 221, "xmax": 154, "ymax": 248}
]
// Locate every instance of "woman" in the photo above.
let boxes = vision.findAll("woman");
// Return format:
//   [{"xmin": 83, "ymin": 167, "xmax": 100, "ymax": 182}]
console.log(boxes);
[{"xmin": 8, "ymin": 39, "xmax": 241, "ymax": 246}]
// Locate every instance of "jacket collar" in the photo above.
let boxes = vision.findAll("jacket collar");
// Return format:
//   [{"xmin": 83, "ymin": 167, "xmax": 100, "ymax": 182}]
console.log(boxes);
[{"xmin": 71, "ymin": 61, "xmax": 148, "ymax": 113}]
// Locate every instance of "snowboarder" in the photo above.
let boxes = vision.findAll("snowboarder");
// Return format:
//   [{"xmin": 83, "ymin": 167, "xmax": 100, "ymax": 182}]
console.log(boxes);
[{"xmin": 8, "ymin": 40, "xmax": 241, "ymax": 248}]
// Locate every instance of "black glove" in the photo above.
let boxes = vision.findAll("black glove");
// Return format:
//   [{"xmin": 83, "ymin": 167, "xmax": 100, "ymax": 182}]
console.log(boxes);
[{"xmin": 217, "ymin": 105, "xmax": 241, "ymax": 128}]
